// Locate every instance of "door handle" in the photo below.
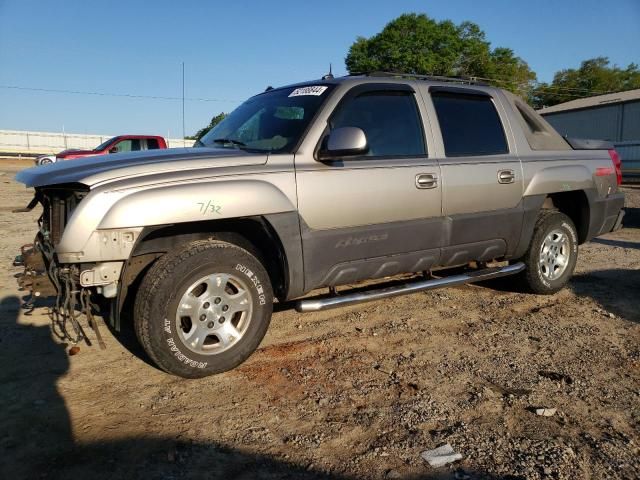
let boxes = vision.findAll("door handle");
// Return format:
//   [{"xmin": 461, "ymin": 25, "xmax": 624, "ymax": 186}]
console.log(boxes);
[
  {"xmin": 416, "ymin": 173, "xmax": 438, "ymax": 189},
  {"xmin": 498, "ymin": 169, "xmax": 515, "ymax": 184}
]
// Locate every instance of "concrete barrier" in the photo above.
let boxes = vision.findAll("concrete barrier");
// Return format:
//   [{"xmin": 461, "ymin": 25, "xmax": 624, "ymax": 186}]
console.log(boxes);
[{"xmin": 0, "ymin": 129, "xmax": 193, "ymax": 156}]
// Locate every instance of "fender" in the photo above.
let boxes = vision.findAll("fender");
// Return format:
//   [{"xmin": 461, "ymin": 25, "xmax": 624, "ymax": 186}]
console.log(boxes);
[
  {"xmin": 98, "ymin": 180, "xmax": 295, "ymax": 229},
  {"xmin": 523, "ymin": 164, "xmax": 593, "ymax": 197},
  {"xmin": 56, "ymin": 179, "xmax": 296, "ymax": 263}
]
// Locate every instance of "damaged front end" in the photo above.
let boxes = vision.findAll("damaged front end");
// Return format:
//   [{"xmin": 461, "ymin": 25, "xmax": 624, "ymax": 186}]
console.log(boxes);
[
  {"xmin": 14, "ymin": 184, "xmax": 106, "ymax": 348},
  {"xmin": 14, "ymin": 243, "xmax": 57, "ymax": 303}
]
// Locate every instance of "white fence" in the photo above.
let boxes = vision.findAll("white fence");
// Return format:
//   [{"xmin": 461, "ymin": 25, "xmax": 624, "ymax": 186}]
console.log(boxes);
[{"xmin": 0, "ymin": 129, "xmax": 193, "ymax": 155}]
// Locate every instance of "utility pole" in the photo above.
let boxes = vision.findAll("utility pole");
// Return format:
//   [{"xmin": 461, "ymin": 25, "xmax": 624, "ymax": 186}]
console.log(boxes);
[{"xmin": 182, "ymin": 62, "xmax": 186, "ymax": 139}]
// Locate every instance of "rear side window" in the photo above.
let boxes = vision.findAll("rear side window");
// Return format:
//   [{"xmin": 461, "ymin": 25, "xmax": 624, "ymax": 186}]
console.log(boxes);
[
  {"xmin": 147, "ymin": 138, "xmax": 160, "ymax": 149},
  {"xmin": 432, "ymin": 92, "xmax": 508, "ymax": 156},
  {"xmin": 330, "ymin": 91, "xmax": 425, "ymax": 157}
]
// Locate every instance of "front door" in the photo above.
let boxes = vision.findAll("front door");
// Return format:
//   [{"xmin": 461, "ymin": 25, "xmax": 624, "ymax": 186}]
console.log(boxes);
[{"xmin": 295, "ymin": 83, "xmax": 443, "ymax": 290}]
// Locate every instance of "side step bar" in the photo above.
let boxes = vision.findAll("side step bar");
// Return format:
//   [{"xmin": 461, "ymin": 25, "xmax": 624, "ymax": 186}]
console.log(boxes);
[{"xmin": 295, "ymin": 262, "xmax": 525, "ymax": 313}]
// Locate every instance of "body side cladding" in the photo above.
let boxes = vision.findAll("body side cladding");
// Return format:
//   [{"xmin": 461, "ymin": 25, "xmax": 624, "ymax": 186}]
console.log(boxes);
[
  {"xmin": 300, "ymin": 216, "xmax": 443, "ymax": 291},
  {"xmin": 510, "ymin": 195, "xmax": 547, "ymax": 259},
  {"xmin": 583, "ymin": 191, "xmax": 625, "ymax": 241},
  {"xmin": 442, "ymin": 204, "xmax": 523, "ymax": 257},
  {"xmin": 299, "ymin": 203, "xmax": 524, "ymax": 293},
  {"xmin": 510, "ymin": 187, "xmax": 623, "ymax": 260},
  {"xmin": 262, "ymin": 212, "xmax": 305, "ymax": 300}
]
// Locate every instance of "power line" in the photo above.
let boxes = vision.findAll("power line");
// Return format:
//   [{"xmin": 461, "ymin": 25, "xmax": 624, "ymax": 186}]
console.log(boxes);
[
  {"xmin": 0, "ymin": 78, "xmax": 625, "ymax": 103},
  {"xmin": 471, "ymin": 75, "xmax": 614, "ymax": 96},
  {"xmin": 0, "ymin": 84, "xmax": 240, "ymax": 103}
]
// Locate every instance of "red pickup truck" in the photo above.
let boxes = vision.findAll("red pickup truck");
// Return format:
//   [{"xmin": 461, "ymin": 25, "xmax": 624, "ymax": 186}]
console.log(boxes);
[{"xmin": 35, "ymin": 135, "xmax": 168, "ymax": 165}]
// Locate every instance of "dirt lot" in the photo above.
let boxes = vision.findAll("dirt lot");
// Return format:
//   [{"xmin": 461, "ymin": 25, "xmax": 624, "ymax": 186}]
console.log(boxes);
[{"xmin": 1, "ymin": 159, "xmax": 638, "ymax": 480}]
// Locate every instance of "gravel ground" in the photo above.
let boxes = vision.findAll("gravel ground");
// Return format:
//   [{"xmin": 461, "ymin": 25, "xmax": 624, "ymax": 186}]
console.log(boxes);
[{"xmin": 1, "ymin": 160, "xmax": 638, "ymax": 480}]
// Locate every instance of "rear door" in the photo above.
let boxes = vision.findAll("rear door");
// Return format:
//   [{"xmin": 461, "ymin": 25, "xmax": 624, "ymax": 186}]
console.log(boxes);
[
  {"xmin": 425, "ymin": 86, "xmax": 524, "ymax": 264},
  {"xmin": 295, "ymin": 82, "xmax": 443, "ymax": 289}
]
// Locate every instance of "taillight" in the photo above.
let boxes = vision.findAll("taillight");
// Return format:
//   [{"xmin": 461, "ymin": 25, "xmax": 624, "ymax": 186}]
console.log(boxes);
[{"xmin": 608, "ymin": 149, "xmax": 622, "ymax": 186}]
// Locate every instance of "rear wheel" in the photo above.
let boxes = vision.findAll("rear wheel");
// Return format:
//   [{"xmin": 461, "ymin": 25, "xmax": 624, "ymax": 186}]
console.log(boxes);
[
  {"xmin": 520, "ymin": 210, "xmax": 578, "ymax": 294},
  {"xmin": 134, "ymin": 239, "xmax": 273, "ymax": 378}
]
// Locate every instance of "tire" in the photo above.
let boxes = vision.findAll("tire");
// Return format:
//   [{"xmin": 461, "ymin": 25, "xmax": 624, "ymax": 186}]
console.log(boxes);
[
  {"xmin": 134, "ymin": 239, "xmax": 273, "ymax": 378},
  {"xmin": 520, "ymin": 210, "xmax": 578, "ymax": 294}
]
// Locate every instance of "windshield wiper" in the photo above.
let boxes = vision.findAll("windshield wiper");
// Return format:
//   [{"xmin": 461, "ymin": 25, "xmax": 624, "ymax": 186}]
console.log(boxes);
[{"xmin": 212, "ymin": 138, "xmax": 247, "ymax": 149}]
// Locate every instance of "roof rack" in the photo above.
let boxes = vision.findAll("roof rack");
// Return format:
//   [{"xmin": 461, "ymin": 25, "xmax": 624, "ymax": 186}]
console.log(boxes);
[{"xmin": 353, "ymin": 71, "xmax": 489, "ymax": 86}]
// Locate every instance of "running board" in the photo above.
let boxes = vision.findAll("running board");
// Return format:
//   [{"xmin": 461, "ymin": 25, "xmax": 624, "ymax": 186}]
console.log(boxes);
[{"xmin": 295, "ymin": 262, "xmax": 525, "ymax": 313}]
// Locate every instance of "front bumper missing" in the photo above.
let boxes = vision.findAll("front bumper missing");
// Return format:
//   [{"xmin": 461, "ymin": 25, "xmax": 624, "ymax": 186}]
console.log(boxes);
[
  {"xmin": 14, "ymin": 243, "xmax": 57, "ymax": 305},
  {"xmin": 14, "ymin": 240, "xmax": 106, "ymax": 348}
]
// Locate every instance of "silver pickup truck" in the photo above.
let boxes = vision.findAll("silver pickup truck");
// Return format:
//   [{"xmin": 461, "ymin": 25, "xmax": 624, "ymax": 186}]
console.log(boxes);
[{"xmin": 15, "ymin": 73, "xmax": 625, "ymax": 378}]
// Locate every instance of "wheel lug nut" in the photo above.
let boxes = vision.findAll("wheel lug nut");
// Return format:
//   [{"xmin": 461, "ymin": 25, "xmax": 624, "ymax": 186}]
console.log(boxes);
[
  {"xmin": 222, "ymin": 305, "xmax": 229, "ymax": 312},
  {"xmin": 207, "ymin": 321, "xmax": 214, "ymax": 328},
  {"xmin": 199, "ymin": 314, "xmax": 207, "ymax": 321},
  {"xmin": 214, "ymin": 298, "xmax": 221, "ymax": 304},
  {"xmin": 203, "ymin": 302, "xmax": 210, "ymax": 309},
  {"xmin": 219, "ymin": 317, "xmax": 225, "ymax": 324}
]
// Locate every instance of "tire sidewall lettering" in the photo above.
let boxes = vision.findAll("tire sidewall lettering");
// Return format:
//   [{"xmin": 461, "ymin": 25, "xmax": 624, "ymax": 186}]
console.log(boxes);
[
  {"xmin": 166, "ymin": 336, "xmax": 208, "ymax": 369},
  {"xmin": 561, "ymin": 221, "xmax": 579, "ymax": 253},
  {"xmin": 236, "ymin": 263, "xmax": 266, "ymax": 305}
]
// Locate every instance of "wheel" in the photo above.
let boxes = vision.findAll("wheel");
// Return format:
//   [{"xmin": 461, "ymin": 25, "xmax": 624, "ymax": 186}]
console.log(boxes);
[
  {"xmin": 134, "ymin": 239, "xmax": 273, "ymax": 378},
  {"xmin": 520, "ymin": 210, "xmax": 578, "ymax": 294}
]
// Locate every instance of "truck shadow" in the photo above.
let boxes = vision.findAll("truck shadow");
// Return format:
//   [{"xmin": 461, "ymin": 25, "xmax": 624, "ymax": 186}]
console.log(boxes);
[
  {"xmin": 0, "ymin": 295, "xmax": 72, "ymax": 479},
  {"xmin": 570, "ymin": 268, "xmax": 640, "ymax": 324},
  {"xmin": 0, "ymin": 296, "xmax": 525, "ymax": 480},
  {"xmin": 484, "ymin": 268, "xmax": 640, "ymax": 324},
  {"xmin": 592, "ymin": 237, "xmax": 639, "ymax": 249}
]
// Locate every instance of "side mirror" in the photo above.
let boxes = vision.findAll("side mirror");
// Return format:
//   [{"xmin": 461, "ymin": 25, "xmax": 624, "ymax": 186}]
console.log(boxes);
[
  {"xmin": 108, "ymin": 146, "xmax": 118, "ymax": 154},
  {"xmin": 318, "ymin": 127, "xmax": 368, "ymax": 160}
]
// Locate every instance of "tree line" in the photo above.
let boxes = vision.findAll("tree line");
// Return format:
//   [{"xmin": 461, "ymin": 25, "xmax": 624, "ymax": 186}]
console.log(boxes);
[{"xmin": 189, "ymin": 13, "xmax": 640, "ymax": 139}]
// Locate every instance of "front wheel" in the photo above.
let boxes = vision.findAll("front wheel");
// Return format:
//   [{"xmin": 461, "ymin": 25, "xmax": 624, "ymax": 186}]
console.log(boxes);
[
  {"xmin": 519, "ymin": 210, "xmax": 578, "ymax": 294},
  {"xmin": 134, "ymin": 239, "xmax": 273, "ymax": 378}
]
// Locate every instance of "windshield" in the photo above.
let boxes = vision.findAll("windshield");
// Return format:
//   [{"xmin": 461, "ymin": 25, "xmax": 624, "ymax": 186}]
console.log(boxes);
[
  {"xmin": 199, "ymin": 84, "xmax": 335, "ymax": 153},
  {"xmin": 93, "ymin": 137, "xmax": 117, "ymax": 151}
]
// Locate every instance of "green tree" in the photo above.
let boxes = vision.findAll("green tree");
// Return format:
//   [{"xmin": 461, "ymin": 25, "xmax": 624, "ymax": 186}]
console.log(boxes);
[
  {"xmin": 345, "ymin": 13, "xmax": 536, "ymax": 98},
  {"xmin": 186, "ymin": 112, "xmax": 228, "ymax": 141},
  {"xmin": 532, "ymin": 57, "xmax": 640, "ymax": 109}
]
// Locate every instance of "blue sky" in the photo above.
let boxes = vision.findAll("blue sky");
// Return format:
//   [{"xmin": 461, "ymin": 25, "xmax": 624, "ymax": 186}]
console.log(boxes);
[{"xmin": 0, "ymin": 0, "xmax": 638, "ymax": 138}]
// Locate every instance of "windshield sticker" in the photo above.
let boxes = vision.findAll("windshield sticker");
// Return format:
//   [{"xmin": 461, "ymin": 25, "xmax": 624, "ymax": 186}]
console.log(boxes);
[{"xmin": 288, "ymin": 86, "xmax": 328, "ymax": 97}]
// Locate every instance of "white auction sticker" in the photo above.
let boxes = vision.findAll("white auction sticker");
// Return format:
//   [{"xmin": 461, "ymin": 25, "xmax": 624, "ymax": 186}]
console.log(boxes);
[{"xmin": 288, "ymin": 86, "xmax": 328, "ymax": 97}]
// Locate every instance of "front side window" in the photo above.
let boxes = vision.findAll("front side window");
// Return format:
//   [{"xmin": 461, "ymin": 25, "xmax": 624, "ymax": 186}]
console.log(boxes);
[
  {"xmin": 118, "ymin": 139, "xmax": 141, "ymax": 152},
  {"xmin": 329, "ymin": 91, "xmax": 425, "ymax": 157},
  {"xmin": 110, "ymin": 139, "xmax": 141, "ymax": 153},
  {"xmin": 147, "ymin": 138, "xmax": 160, "ymax": 149},
  {"xmin": 431, "ymin": 92, "xmax": 508, "ymax": 157},
  {"xmin": 113, "ymin": 139, "xmax": 131, "ymax": 152},
  {"xmin": 199, "ymin": 85, "xmax": 334, "ymax": 153}
]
